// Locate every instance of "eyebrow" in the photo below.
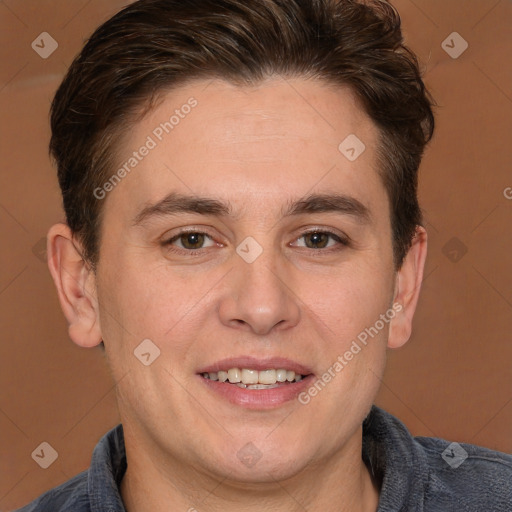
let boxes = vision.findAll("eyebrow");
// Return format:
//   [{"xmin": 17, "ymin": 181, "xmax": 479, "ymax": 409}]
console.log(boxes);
[{"xmin": 131, "ymin": 191, "xmax": 372, "ymax": 227}]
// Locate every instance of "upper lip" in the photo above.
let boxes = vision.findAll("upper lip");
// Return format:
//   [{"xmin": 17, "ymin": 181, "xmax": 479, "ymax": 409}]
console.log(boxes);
[{"xmin": 197, "ymin": 356, "xmax": 314, "ymax": 376}]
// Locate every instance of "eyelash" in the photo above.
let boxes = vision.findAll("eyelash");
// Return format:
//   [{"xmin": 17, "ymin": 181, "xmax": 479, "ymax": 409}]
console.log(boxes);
[{"xmin": 162, "ymin": 228, "xmax": 350, "ymax": 255}]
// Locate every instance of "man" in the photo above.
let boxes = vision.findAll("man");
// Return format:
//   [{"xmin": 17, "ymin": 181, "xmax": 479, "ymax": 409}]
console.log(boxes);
[{"xmin": 17, "ymin": 0, "xmax": 512, "ymax": 510}]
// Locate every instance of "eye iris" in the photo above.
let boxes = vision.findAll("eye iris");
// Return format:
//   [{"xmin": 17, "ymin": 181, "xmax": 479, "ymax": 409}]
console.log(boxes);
[
  {"xmin": 181, "ymin": 233, "xmax": 205, "ymax": 249},
  {"xmin": 305, "ymin": 232, "xmax": 329, "ymax": 249}
]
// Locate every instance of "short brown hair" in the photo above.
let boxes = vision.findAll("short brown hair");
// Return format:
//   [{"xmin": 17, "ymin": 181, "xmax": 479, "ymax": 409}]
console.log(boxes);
[{"xmin": 50, "ymin": 0, "xmax": 435, "ymax": 271}]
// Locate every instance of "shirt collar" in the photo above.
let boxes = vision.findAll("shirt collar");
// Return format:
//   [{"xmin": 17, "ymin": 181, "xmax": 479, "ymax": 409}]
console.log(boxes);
[
  {"xmin": 363, "ymin": 405, "xmax": 430, "ymax": 511},
  {"xmin": 88, "ymin": 423, "xmax": 127, "ymax": 512}
]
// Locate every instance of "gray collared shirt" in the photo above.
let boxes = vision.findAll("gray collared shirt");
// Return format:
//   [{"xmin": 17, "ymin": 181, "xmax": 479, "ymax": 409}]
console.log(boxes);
[{"xmin": 15, "ymin": 405, "xmax": 512, "ymax": 511}]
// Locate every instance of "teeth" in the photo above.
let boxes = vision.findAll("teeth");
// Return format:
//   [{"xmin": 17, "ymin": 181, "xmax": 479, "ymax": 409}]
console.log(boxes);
[
  {"xmin": 241, "ymin": 369, "xmax": 259, "ymax": 384},
  {"xmin": 258, "ymin": 369, "xmax": 276, "ymax": 385},
  {"xmin": 227, "ymin": 368, "xmax": 241, "ymax": 383},
  {"xmin": 202, "ymin": 368, "xmax": 307, "ymax": 385},
  {"xmin": 240, "ymin": 383, "xmax": 280, "ymax": 390},
  {"xmin": 276, "ymin": 369, "xmax": 287, "ymax": 382}
]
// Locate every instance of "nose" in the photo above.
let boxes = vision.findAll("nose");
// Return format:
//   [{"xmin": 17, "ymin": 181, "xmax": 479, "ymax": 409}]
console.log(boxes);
[{"xmin": 218, "ymin": 249, "xmax": 301, "ymax": 335}]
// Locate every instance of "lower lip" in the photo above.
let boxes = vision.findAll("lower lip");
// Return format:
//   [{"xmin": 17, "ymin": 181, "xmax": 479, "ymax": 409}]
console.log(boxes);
[{"xmin": 198, "ymin": 374, "xmax": 315, "ymax": 410}]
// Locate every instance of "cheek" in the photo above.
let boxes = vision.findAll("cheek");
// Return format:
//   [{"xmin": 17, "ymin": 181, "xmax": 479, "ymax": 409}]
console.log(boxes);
[
  {"xmin": 297, "ymin": 258, "xmax": 394, "ymax": 340},
  {"xmin": 96, "ymin": 259, "xmax": 218, "ymax": 364}
]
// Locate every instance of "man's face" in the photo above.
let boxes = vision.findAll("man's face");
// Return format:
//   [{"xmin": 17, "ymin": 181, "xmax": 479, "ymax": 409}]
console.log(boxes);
[{"xmin": 92, "ymin": 78, "xmax": 398, "ymax": 481}]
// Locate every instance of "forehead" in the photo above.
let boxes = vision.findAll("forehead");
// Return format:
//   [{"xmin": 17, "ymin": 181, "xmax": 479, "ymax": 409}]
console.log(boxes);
[{"xmin": 104, "ymin": 77, "xmax": 385, "ymax": 222}]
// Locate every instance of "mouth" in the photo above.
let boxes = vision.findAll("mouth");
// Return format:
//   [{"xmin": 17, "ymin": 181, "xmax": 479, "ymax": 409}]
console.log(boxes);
[
  {"xmin": 196, "ymin": 357, "xmax": 315, "ymax": 409},
  {"xmin": 200, "ymin": 368, "xmax": 308, "ymax": 389}
]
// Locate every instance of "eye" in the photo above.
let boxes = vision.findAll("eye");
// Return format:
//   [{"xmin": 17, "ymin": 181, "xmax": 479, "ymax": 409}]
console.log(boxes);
[
  {"xmin": 292, "ymin": 230, "xmax": 349, "ymax": 250},
  {"xmin": 162, "ymin": 228, "xmax": 349, "ymax": 254},
  {"xmin": 164, "ymin": 231, "xmax": 216, "ymax": 251}
]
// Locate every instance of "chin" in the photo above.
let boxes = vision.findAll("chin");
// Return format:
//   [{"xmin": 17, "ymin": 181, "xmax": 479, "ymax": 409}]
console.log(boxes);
[{"xmin": 203, "ymin": 441, "xmax": 313, "ymax": 485}]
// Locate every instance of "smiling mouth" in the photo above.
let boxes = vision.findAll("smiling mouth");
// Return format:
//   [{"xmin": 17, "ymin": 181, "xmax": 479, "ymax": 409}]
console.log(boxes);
[{"xmin": 199, "ymin": 368, "xmax": 310, "ymax": 389}]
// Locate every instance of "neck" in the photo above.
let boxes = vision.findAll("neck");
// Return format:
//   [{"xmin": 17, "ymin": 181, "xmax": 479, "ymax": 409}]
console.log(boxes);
[{"xmin": 120, "ymin": 424, "xmax": 380, "ymax": 512}]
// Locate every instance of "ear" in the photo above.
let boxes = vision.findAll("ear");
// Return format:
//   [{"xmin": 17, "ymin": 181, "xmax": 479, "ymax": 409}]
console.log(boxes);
[
  {"xmin": 46, "ymin": 223, "xmax": 103, "ymax": 348},
  {"xmin": 387, "ymin": 225, "xmax": 428, "ymax": 349}
]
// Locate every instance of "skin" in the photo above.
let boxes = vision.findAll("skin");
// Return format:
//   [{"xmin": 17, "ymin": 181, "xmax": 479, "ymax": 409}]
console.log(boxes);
[{"xmin": 47, "ymin": 77, "xmax": 427, "ymax": 512}]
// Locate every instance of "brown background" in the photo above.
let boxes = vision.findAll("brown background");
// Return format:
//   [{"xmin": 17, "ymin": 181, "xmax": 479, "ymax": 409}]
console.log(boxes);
[{"xmin": 1, "ymin": 0, "xmax": 511, "ymax": 509}]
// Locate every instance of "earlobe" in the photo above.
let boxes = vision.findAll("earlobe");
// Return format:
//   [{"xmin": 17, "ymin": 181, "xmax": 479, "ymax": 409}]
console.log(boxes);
[
  {"xmin": 387, "ymin": 225, "xmax": 428, "ymax": 349},
  {"xmin": 46, "ymin": 223, "xmax": 103, "ymax": 348}
]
